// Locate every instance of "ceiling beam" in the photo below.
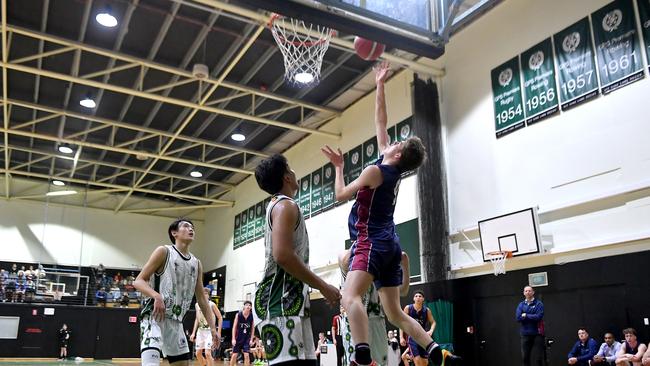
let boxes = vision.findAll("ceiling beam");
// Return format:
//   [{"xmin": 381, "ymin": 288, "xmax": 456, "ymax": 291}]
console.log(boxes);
[
  {"xmin": 3, "ymin": 61, "xmax": 340, "ymax": 139},
  {"xmin": 2, "ymin": 0, "xmax": 9, "ymax": 198},
  {"xmin": 0, "ymin": 168, "xmax": 234, "ymax": 205},
  {"xmin": 7, "ymin": 25, "xmax": 341, "ymax": 115},
  {"xmin": 113, "ymin": 24, "xmax": 267, "ymax": 212},
  {"xmin": 7, "ymin": 98, "xmax": 268, "ymax": 158},
  {"xmin": 121, "ymin": 203, "xmax": 231, "ymax": 213}
]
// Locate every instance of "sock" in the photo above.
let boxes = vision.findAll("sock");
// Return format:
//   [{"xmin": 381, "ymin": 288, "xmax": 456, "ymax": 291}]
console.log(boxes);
[
  {"xmin": 354, "ymin": 343, "xmax": 372, "ymax": 365},
  {"xmin": 141, "ymin": 349, "xmax": 161, "ymax": 366},
  {"xmin": 426, "ymin": 342, "xmax": 442, "ymax": 365}
]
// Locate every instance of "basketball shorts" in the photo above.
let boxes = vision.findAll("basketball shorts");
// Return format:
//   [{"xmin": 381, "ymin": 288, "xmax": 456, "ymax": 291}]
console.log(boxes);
[
  {"xmin": 140, "ymin": 315, "xmax": 189, "ymax": 357},
  {"xmin": 349, "ymin": 239, "xmax": 403, "ymax": 289},
  {"xmin": 407, "ymin": 338, "xmax": 427, "ymax": 359},
  {"xmin": 195, "ymin": 328, "xmax": 213, "ymax": 350},
  {"xmin": 257, "ymin": 316, "xmax": 316, "ymax": 365},
  {"xmin": 233, "ymin": 338, "xmax": 251, "ymax": 353}
]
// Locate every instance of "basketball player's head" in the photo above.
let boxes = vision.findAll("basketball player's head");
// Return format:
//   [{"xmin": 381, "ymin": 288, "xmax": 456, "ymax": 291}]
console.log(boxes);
[
  {"xmin": 622, "ymin": 328, "xmax": 637, "ymax": 343},
  {"xmin": 168, "ymin": 218, "xmax": 195, "ymax": 244},
  {"xmin": 413, "ymin": 290, "xmax": 424, "ymax": 304},
  {"xmin": 203, "ymin": 287, "xmax": 211, "ymax": 297},
  {"xmin": 385, "ymin": 137, "xmax": 426, "ymax": 173},
  {"xmin": 255, "ymin": 154, "xmax": 298, "ymax": 196},
  {"xmin": 243, "ymin": 300, "xmax": 252, "ymax": 312}
]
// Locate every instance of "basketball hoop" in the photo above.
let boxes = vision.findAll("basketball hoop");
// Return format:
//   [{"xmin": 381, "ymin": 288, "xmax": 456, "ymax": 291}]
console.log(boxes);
[
  {"xmin": 487, "ymin": 251, "xmax": 512, "ymax": 276},
  {"xmin": 269, "ymin": 13, "xmax": 335, "ymax": 86}
]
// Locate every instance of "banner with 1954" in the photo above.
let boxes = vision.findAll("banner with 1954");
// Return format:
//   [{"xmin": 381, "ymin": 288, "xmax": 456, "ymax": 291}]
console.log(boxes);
[{"xmin": 491, "ymin": 56, "xmax": 526, "ymax": 138}]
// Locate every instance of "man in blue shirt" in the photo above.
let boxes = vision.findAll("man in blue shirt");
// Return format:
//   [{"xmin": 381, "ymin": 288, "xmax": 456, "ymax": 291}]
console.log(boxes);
[
  {"xmin": 568, "ymin": 327, "xmax": 598, "ymax": 366},
  {"xmin": 515, "ymin": 286, "xmax": 545, "ymax": 366},
  {"xmin": 592, "ymin": 332, "xmax": 621, "ymax": 365}
]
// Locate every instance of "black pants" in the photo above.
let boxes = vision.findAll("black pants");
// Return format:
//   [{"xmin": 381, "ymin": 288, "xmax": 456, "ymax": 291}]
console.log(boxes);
[
  {"xmin": 335, "ymin": 336, "xmax": 344, "ymax": 366},
  {"xmin": 520, "ymin": 334, "xmax": 545, "ymax": 366}
]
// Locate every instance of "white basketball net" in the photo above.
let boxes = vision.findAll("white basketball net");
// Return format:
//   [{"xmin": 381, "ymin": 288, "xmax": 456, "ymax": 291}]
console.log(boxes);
[
  {"xmin": 270, "ymin": 14, "xmax": 334, "ymax": 86},
  {"xmin": 488, "ymin": 251, "xmax": 509, "ymax": 276}
]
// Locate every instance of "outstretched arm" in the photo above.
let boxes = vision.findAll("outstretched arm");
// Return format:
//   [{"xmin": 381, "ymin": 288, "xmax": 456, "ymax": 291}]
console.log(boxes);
[
  {"xmin": 321, "ymin": 146, "xmax": 383, "ymax": 202},
  {"xmin": 374, "ymin": 62, "xmax": 391, "ymax": 152}
]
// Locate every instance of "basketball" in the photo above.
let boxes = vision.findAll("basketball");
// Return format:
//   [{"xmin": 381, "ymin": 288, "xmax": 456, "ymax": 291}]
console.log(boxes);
[{"xmin": 353, "ymin": 36, "xmax": 386, "ymax": 61}]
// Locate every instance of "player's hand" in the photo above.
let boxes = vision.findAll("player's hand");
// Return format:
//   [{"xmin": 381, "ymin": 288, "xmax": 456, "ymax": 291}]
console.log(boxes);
[
  {"xmin": 593, "ymin": 356, "xmax": 603, "ymax": 362},
  {"xmin": 400, "ymin": 338, "xmax": 406, "ymax": 347},
  {"xmin": 211, "ymin": 329, "xmax": 220, "ymax": 351},
  {"xmin": 190, "ymin": 333, "xmax": 196, "ymax": 342},
  {"xmin": 568, "ymin": 357, "xmax": 577, "ymax": 364},
  {"xmin": 321, "ymin": 145, "xmax": 344, "ymax": 169},
  {"xmin": 374, "ymin": 61, "xmax": 390, "ymax": 84},
  {"xmin": 320, "ymin": 283, "xmax": 342, "ymax": 307},
  {"xmin": 153, "ymin": 294, "xmax": 165, "ymax": 322}
]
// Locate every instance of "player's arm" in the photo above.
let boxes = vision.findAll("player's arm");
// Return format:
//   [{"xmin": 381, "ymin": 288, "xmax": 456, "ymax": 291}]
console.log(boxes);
[
  {"xmin": 271, "ymin": 200, "xmax": 341, "ymax": 306},
  {"xmin": 134, "ymin": 246, "xmax": 168, "ymax": 321},
  {"xmin": 231, "ymin": 312, "xmax": 239, "ymax": 345},
  {"xmin": 427, "ymin": 310, "xmax": 436, "ymax": 336},
  {"xmin": 632, "ymin": 344, "xmax": 648, "ymax": 362},
  {"xmin": 400, "ymin": 306, "xmax": 409, "ymax": 345},
  {"xmin": 374, "ymin": 62, "xmax": 390, "ymax": 152},
  {"xmin": 321, "ymin": 145, "xmax": 383, "ymax": 201},
  {"xmin": 194, "ymin": 260, "xmax": 218, "ymax": 349},
  {"xmin": 211, "ymin": 303, "xmax": 223, "ymax": 340},
  {"xmin": 190, "ymin": 304, "xmax": 199, "ymax": 342}
]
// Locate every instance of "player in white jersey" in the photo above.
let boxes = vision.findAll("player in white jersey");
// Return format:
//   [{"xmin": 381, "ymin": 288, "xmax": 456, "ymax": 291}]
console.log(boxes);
[
  {"xmin": 338, "ymin": 250, "xmax": 410, "ymax": 366},
  {"xmin": 253, "ymin": 154, "xmax": 341, "ymax": 366},
  {"xmin": 191, "ymin": 287, "xmax": 223, "ymax": 366},
  {"xmin": 135, "ymin": 219, "xmax": 218, "ymax": 366}
]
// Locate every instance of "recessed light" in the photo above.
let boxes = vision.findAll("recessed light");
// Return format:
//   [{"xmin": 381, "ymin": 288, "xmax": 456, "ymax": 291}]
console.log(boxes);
[
  {"xmin": 96, "ymin": 7, "xmax": 118, "ymax": 27},
  {"xmin": 80, "ymin": 96, "xmax": 96, "ymax": 108},
  {"xmin": 231, "ymin": 133, "xmax": 245, "ymax": 142},
  {"xmin": 52, "ymin": 180, "xmax": 65, "ymax": 186},
  {"xmin": 190, "ymin": 171, "xmax": 203, "ymax": 178},
  {"xmin": 58, "ymin": 145, "xmax": 74, "ymax": 154},
  {"xmin": 46, "ymin": 190, "xmax": 77, "ymax": 197}
]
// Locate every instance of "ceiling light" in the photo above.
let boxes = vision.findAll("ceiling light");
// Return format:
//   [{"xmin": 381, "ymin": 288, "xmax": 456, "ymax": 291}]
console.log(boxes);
[
  {"xmin": 80, "ymin": 95, "xmax": 96, "ymax": 108},
  {"xmin": 294, "ymin": 72, "xmax": 315, "ymax": 84},
  {"xmin": 230, "ymin": 132, "xmax": 245, "ymax": 142},
  {"xmin": 46, "ymin": 190, "xmax": 77, "ymax": 197},
  {"xmin": 190, "ymin": 171, "xmax": 203, "ymax": 178},
  {"xmin": 58, "ymin": 145, "xmax": 74, "ymax": 154},
  {"xmin": 96, "ymin": 7, "xmax": 118, "ymax": 27},
  {"xmin": 52, "ymin": 180, "xmax": 66, "ymax": 187}
]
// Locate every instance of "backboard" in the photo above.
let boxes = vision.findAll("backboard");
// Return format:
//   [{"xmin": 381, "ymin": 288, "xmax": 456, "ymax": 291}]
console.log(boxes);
[{"xmin": 478, "ymin": 208, "xmax": 541, "ymax": 262}]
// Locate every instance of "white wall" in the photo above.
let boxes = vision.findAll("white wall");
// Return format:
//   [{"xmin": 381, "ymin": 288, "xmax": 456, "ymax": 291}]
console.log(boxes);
[
  {"xmin": 198, "ymin": 70, "xmax": 420, "ymax": 311},
  {"xmin": 442, "ymin": 0, "xmax": 650, "ymax": 275},
  {"xmin": 0, "ymin": 198, "xmax": 205, "ymax": 269}
]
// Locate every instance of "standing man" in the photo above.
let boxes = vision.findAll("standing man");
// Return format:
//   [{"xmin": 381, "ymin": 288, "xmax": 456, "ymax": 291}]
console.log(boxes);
[
  {"xmin": 400, "ymin": 292, "xmax": 435, "ymax": 366},
  {"xmin": 593, "ymin": 332, "xmax": 621, "ymax": 366},
  {"xmin": 58, "ymin": 323, "xmax": 71, "ymax": 361},
  {"xmin": 516, "ymin": 286, "xmax": 545, "ymax": 366},
  {"xmin": 191, "ymin": 287, "xmax": 223, "ymax": 366},
  {"xmin": 332, "ymin": 306, "xmax": 345, "ymax": 366},
  {"xmin": 134, "ymin": 219, "xmax": 218, "ymax": 366},
  {"xmin": 253, "ymin": 154, "xmax": 341, "ymax": 366},
  {"xmin": 231, "ymin": 301, "xmax": 254, "ymax": 366},
  {"xmin": 567, "ymin": 327, "xmax": 598, "ymax": 366}
]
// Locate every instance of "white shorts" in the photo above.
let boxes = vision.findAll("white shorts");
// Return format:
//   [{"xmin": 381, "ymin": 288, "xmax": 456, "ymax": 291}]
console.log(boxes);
[
  {"xmin": 140, "ymin": 316, "xmax": 189, "ymax": 357},
  {"xmin": 195, "ymin": 328, "xmax": 213, "ymax": 350}
]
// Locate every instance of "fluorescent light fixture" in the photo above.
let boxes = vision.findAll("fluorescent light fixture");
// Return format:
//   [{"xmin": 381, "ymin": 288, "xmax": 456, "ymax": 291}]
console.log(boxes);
[
  {"xmin": 190, "ymin": 171, "xmax": 203, "ymax": 178},
  {"xmin": 58, "ymin": 145, "xmax": 74, "ymax": 154},
  {"xmin": 79, "ymin": 96, "xmax": 96, "ymax": 108},
  {"xmin": 52, "ymin": 180, "xmax": 66, "ymax": 186},
  {"xmin": 294, "ymin": 72, "xmax": 315, "ymax": 84},
  {"xmin": 96, "ymin": 9, "xmax": 118, "ymax": 27},
  {"xmin": 46, "ymin": 190, "xmax": 77, "ymax": 197},
  {"xmin": 230, "ymin": 133, "xmax": 245, "ymax": 142}
]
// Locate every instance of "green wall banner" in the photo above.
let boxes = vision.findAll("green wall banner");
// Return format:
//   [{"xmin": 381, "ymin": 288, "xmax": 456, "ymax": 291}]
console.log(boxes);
[
  {"xmin": 639, "ymin": 0, "xmax": 650, "ymax": 70},
  {"xmin": 362, "ymin": 137, "xmax": 379, "ymax": 168},
  {"xmin": 299, "ymin": 175, "xmax": 311, "ymax": 218},
  {"xmin": 396, "ymin": 117, "xmax": 413, "ymax": 141},
  {"xmin": 346, "ymin": 145, "xmax": 363, "ymax": 182},
  {"xmin": 322, "ymin": 163, "xmax": 336, "ymax": 210},
  {"xmin": 240, "ymin": 210, "xmax": 248, "ymax": 247},
  {"xmin": 521, "ymin": 38, "xmax": 559, "ymax": 125},
  {"xmin": 246, "ymin": 206, "xmax": 255, "ymax": 243},
  {"xmin": 233, "ymin": 213, "xmax": 241, "ymax": 249},
  {"xmin": 553, "ymin": 17, "xmax": 600, "ymax": 110},
  {"xmin": 592, "ymin": 0, "xmax": 644, "ymax": 94},
  {"xmin": 310, "ymin": 167, "xmax": 323, "ymax": 215},
  {"xmin": 491, "ymin": 56, "xmax": 526, "ymax": 138},
  {"xmin": 254, "ymin": 202, "xmax": 264, "ymax": 240}
]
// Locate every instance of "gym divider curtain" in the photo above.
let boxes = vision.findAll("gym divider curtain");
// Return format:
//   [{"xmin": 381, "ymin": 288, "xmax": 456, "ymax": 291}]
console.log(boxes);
[{"xmin": 427, "ymin": 299, "xmax": 454, "ymax": 352}]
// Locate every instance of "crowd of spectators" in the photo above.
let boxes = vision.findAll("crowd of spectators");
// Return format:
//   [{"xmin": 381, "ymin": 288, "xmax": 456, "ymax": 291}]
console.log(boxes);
[
  {"xmin": 93, "ymin": 263, "xmax": 140, "ymax": 307},
  {"xmin": 567, "ymin": 327, "xmax": 650, "ymax": 366},
  {"xmin": 0, "ymin": 264, "xmax": 44, "ymax": 303}
]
